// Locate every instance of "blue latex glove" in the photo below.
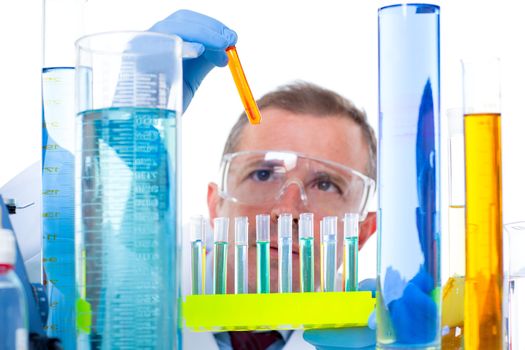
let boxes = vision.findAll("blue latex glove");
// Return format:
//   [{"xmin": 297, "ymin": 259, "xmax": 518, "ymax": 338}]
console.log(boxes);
[
  {"xmin": 387, "ymin": 267, "xmax": 437, "ymax": 344},
  {"xmin": 148, "ymin": 9, "xmax": 237, "ymax": 112},
  {"xmin": 303, "ymin": 279, "xmax": 376, "ymax": 350}
]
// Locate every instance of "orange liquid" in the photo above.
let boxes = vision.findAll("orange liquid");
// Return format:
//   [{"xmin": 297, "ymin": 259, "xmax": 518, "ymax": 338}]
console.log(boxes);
[
  {"xmin": 442, "ymin": 276, "xmax": 464, "ymax": 350},
  {"xmin": 226, "ymin": 46, "xmax": 261, "ymax": 125},
  {"xmin": 464, "ymin": 113, "xmax": 503, "ymax": 350}
]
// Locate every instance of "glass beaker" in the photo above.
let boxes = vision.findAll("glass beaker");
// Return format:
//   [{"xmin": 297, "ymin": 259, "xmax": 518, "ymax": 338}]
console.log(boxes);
[
  {"xmin": 75, "ymin": 31, "xmax": 183, "ymax": 349},
  {"xmin": 377, "ymin": 3, "xmax": 441, "ymax": 349},
  {"xmin": 504, "ymin": 222, "xmax": 525, "ymax": 350}
]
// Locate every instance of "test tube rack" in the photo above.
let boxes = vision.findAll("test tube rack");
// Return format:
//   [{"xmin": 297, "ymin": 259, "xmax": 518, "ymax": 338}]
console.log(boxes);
[{"xmin": 183, "ymin": 291, "xmax": 375, "ymax": 332}]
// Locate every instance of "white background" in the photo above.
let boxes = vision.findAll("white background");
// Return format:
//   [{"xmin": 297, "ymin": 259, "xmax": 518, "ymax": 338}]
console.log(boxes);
[{"xmin": 1, "ymin": 0, "xmax": 524, "ymax": 280}]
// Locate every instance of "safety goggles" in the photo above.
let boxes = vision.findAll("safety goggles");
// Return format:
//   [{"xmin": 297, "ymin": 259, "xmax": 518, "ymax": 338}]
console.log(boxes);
[{"xmin": 218, "ymin": 150, "xmax": 375, "ymax": 220}]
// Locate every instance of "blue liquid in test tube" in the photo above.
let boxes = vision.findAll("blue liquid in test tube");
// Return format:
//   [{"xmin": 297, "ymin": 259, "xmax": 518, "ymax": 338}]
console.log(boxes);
[
  {"xmin": 343, "ymin": 213, "xmax": 359, "ymax": 292},
  {"xmin": 321, "ymin": 216, "xmax": 337, "ymax": 292},
  {"xmin": 190, "ymin": 216, "xmax": 206, "ymax": 295},
  {"xmin": 235, "ymin": 216, "xmax": 249, "ymax": 294},
  {"xmin": 299, "ymin": 213, "xmax": 315, "ymax": 293},
  {"xmin": 213, "ymin": 217, "xmax": 229, "ymax": 295},
  {"xmin": 377, "ymin": 3, "xmax": 441, "ymax": 349},
  {"xmin": 256, "ymin": 214, "xmax": 270, "ymax": 294},
  {"xmin": 278, "ymin": 213, "xmax": 293, "ymax": 293}
]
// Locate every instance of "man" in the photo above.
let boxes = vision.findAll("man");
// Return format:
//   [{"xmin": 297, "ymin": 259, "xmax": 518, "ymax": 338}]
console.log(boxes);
[
  {"xmin": 183, "ymin": 82, "xmax": 377, "ymax": 350},
  {"xmin": 207, "ymin": 82, "xmax": 377, "ymax": 295},
  {"xmin": 151, "ymin": 10, "xmax": 378, "ymax": 350}
]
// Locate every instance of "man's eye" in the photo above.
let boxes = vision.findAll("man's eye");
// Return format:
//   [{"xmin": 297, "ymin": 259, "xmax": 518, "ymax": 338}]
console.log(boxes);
[
  {"xmin": 249, "ymin": 169, "xmax": 273, "ymax": 182},
  {"xmin": 315, "ymin": 179, "xmax": 342, "ymax": 194}
]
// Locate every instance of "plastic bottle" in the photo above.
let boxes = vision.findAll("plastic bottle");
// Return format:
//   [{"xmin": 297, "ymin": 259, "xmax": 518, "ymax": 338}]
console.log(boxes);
[{"xmin": 0, "ymin": 228, "xmax": 28, "ymax": 350}]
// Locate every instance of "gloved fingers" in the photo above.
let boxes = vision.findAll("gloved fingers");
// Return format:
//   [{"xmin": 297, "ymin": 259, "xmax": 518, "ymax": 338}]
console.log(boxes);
[
  {"xmin": 150, "ymin": 9, "xmax": 237, "ymax": 51},
  {"xmin": 389, "ymin": 281, "xmax": 438, "ymax": 343},
  {"xmin": 182, "ymin": 42, "xmax": 205, "ymax": 59},
  {"xmin": 181, "ymin": 57, "xmax": 216, "ymax": 111},
  {"xmin": 410, "ymin": 267, "xmax": 434, "ymax": 294},
  {"xmin": 203, "ymin": 49, "xmax": 229, "ymax": 67},
  {"xmin": 303, "ymin": 327, "xmax": 376, "ymax": 349},
  {"xmin": 367, "ymin": 310, "xmax": 376, "ymax": 330},
  {"xmin": 358, "ymin": 278, "xmax": 376, "ymax": 292}
]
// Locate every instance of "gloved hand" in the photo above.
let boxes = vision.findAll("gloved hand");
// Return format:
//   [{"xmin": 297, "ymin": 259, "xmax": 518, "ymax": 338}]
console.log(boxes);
[
  {"xmin": 386, "ymin": 267, "xmax": 438, "ymax": 344},
  {"xmin": 303, "ymin": 279, "xmax": 376, "ymax": 350},
  {"xmin": 148, "ymin": 9, "xmax": 237, "ymax": 112}
]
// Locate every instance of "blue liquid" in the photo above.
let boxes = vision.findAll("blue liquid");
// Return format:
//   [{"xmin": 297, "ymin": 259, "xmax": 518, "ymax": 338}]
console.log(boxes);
[
  {"xmin": 42, "ymin": 67, "xmax": 76, "ymax": 349},
  {"xmin": 235, "ymin": 245, "xmax": 248, "ymax": 294},
  {"xmin": 213, "ymin": 242, "xmax": 228, "ymax": 294},
  {"xmin": 300, "ymin": 237, "xmax": 314, "ymax": 292},
  {"xmin": 322, "ymin": 241, "xmax": 337, "ymax": 292},
  {"xmin": 279, "ymin": 239, "xmax": 292, "ymax": 293},
  {"xmin": 191, "ymin": 241, "xmax": 204, "ymax": 295},
  {"xmin": 378, "ymin": 4, "xmax": 440, "ymax": 349},
  {"xmin": 343, "ymin": 237, "xmax": 358, "ymax": 292},
  {"xmin": 76, "ymin": 107, "xmax": 178, "ymax": 349},
  {"xmin": 257, "ymin": 241, "xmax": 270, "ymax": 294}
]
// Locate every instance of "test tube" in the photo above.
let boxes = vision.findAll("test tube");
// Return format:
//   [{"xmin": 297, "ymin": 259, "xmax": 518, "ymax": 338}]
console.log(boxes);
[
  {"xmin": 235, "ymin": 216, "xmax": 249, "ymax": 294},
  {"xmin": 278, "ymin": 213, "xmax": 293, "ymax": 293},
  {"xmin": 256, "ymin": 214, "xmax": 270, "ymax": 293},
  {"xmin": 299, "ymin": 213, "xmax": 315, "ymax": 293},
  {"xmin": 226, "ymin": 46, "xmax": 262, "ymax": 125},
  {"xmin": 213, "ymin": 217, "xmax": 229, "ymax": 294},
  {"xmin": 462, "ymin": 58, "xmax": 503, "ymax": 349},
  {"xmin": 190, "ymin": 216, "xmax": 206, "ymax": 295},
  {"xmin": 343, "ymin": 213, "xmax": 359, "ymax": 292},
  {"xmin": 321, "ymin": 216, "xmax": 337, "ymax": 292}
]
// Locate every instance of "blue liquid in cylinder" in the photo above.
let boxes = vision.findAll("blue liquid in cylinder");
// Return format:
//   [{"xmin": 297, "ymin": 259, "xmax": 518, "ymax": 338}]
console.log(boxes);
[
  {"xmin": 42, "ymin": 67, "xmax": 76, "ymax": 349},
  {"xmin": 76, "ymin": 107, "xmax": 178, "ymax": 349}
]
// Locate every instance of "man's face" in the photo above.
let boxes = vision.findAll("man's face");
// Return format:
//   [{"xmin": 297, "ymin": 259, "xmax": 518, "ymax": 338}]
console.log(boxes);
[{"xmin": 207, "ymin": 108, "xmax": 372, "ymax": 293}]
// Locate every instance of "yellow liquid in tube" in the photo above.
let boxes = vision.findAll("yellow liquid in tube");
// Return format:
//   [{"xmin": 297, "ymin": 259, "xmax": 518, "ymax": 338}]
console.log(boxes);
[{"xmin": 464, "ymin": 113, "xmax": 503, "ymax": 350}]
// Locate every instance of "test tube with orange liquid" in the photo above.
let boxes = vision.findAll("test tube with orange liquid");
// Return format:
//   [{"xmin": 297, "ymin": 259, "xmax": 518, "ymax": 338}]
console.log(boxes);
[{"xmin": 226, "ymin": 46, "xmax": 262, "ymax": 125}]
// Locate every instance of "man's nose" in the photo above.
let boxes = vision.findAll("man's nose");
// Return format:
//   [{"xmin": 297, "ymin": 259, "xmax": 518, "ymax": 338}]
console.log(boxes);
[{"xmin": 270, "ymin": 179, "xmax": 308, "ymax": 219}]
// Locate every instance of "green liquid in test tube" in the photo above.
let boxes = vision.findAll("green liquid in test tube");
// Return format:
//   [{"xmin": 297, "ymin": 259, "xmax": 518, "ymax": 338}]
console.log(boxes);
[
  {"xmin": 299, "ymin": 213, "xmax": 315, "ymax": 292},
  {"xmin": 213, "ymin": 217, "xmax": 229, "ymax": 294},
  {"xmin": 235, "ymin": 216, "xmax": 249, "ymax": 294},
  {"xmin": 190, "ymin": 216, "xmax": 206, "ymax": 295},
  {"xmin": 256, "ymin": 214, "xmax": 270, "ymax": 293},
  {"xmin": 278, "ymin": 213, "xmax": 293, "ymax": 293},
  {"xmin": 321, "ymin": 216, "xmax": 338, "ymax": 292},
  {"xmin": 343, "ymin": 213, "xmax": 359, "ymax": 292}
]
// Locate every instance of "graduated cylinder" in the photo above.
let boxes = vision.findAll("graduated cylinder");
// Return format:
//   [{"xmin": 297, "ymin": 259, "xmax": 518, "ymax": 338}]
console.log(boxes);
[
  {"xmin": 377, "ymin": 3, "xmax": 441, "ymax": 349},
  {"xmin": 462, "ymin": 59, "xmax": 503, "ymax": 350}
]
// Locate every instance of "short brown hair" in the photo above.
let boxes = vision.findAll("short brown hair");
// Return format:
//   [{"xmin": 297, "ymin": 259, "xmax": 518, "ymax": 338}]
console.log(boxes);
[{"xmin": 221, "ymin": 81, "xmax": 377, "ymax": 180}]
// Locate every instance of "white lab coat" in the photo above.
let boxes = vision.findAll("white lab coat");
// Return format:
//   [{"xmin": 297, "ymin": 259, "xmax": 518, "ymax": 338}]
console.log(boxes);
[
  {"xmin": 182, "ymin": 327, "xmax": 312, "ymax": 350},
  {"xmin": 180, "ymin": 221, "xmax": 377, "ymax": 350}
]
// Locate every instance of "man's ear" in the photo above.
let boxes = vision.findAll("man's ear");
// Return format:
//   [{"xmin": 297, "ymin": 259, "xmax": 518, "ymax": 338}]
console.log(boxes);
[
  {"xmin": 358, "ymin": 211, "xmax": 377, "ymax": 250},
  {"xmin": 207, "ymin": 182, "xmax": 222, "ymax": 227}
]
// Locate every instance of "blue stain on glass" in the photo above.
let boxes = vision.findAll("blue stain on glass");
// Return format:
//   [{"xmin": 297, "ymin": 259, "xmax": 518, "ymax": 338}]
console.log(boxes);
[{"xmin": 416, "ymin": 79, "xmax": 439, "ymax": 280}]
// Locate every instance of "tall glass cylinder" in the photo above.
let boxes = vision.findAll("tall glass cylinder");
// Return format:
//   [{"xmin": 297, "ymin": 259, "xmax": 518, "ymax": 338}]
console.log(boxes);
[
  {"xmin": 75, "ymin": 31, "xmax": 183, "ymax": 349},
  {"xmin": 377, "ymin": 3, "xmax": 441, "ymax": 349},
  {"xmin": 42, "ymin": 1, "xmax": 86, "ymax": 348},
  {"xmin": 441, "ymin": 108, "xmax": 465, "ymax": 349},
  {"xmin": 462, "ymin": 58, "xmax": 503, "ymax": 350}
]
